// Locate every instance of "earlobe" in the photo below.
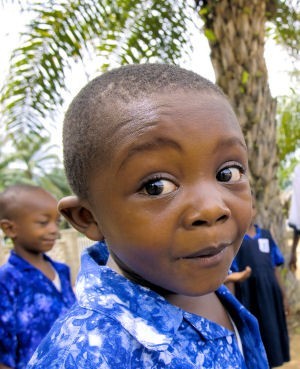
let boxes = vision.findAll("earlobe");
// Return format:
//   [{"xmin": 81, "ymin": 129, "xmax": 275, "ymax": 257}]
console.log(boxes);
[
  {"xmin": 58, "ymin": 196, "xmax": 104, "ymax": 241},
  {"xmin": 0, "ymin": 219, "xmax": 16, "ymax": 239}
]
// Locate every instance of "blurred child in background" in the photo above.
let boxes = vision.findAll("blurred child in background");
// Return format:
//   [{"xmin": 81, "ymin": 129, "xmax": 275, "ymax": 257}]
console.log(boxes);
[{"xmin": 0, "ymin": 184, "xmax": 76, "ymax": 369}]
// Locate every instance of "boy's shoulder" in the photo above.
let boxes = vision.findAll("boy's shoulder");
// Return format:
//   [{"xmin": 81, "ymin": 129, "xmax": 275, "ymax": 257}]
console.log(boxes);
[
  {"xmin": 27, "ymin": 303, "xmax": 136, "ymax": 368},
  {"xmin": 0, "ymin": 252, "xmax": 22, "ymax": 278},
  {"xmin": 28, "ymin": 286, "xmax": 268, "ymax": 369},
  {"xmin": 0, "ymin": 257, "xmax": 25, "ymax": 296},
  {"xmin": 0, "ymin": 252, "xmax": 70, "ymax": 289}
]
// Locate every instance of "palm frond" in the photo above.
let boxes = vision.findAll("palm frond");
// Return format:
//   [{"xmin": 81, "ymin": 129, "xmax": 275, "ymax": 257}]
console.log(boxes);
[{"xmin": 0, "ymin": 0, "xmax": 192, "ymax": 139}]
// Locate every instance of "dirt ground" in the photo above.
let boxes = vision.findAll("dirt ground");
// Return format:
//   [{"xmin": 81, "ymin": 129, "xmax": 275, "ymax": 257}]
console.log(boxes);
[{"xmin": 277, "ymin": 314, "xmax": 300, "ymax": 368}]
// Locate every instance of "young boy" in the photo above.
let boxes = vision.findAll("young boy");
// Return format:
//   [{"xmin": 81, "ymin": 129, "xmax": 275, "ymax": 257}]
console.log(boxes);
[
  {"xmin": 0, "ymin": 184, "xmax": 76, "ymax": 369},
  {"xmin": 27, "ymin": 64, "xmax": 268, "ymax": 368}
]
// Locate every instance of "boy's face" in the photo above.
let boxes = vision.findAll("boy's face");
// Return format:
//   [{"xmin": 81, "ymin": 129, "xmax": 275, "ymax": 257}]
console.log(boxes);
[
  {"xmin": 85, "ymin": 91, "xmax": 252, "ymax": 296},
  {"xmin": 9, "ymin": 190, "xmax": 60, "ymax": 254}
]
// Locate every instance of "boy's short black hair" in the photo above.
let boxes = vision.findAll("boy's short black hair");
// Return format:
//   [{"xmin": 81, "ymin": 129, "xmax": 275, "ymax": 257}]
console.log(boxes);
[
  {"xmin": 63, "ymin": 63, "xmax": 225, "ymax": 199},
  {"xmin": 0, "ymin": 184, "xmax": 42, "ymax": 219}
]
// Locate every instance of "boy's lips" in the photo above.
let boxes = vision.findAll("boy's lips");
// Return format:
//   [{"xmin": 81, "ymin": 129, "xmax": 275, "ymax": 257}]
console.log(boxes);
[
  {"xmin": 43, "ymin": 238, "xmax": 56, "ymax": 244},
  {"xmin": 179, "ymin": 242, "xmax": 232, "ymax": 259}
]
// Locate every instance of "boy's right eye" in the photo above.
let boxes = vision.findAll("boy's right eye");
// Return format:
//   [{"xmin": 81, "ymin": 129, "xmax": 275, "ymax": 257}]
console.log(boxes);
[
  {"xmin": 140, "ymin": 178, "xmax": 177, "ymax": 196},
  {"xmin": 37, "ymin": 220, "xmax": 48, "ymax": 226}
]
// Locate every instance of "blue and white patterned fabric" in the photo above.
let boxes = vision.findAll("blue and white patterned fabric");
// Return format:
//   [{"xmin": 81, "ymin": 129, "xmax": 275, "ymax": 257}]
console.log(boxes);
[
  {"xmin": 28, "ymin": 242, "xmax": 268, "ymax": 369},
  {"xmin": 0, "ymin": 251, "xmax": 76, "ymax": 369}
]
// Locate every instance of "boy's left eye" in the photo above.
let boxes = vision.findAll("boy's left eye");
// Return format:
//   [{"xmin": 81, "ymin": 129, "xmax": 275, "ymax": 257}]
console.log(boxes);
[
  {"xmin": 216, "ymin": 166, "xmax": 244, "ymax": 182},
  {"xmin": 141, "ymin": 178, "xmax": 177, "ymax": 196},
  {"xmin": 37, "ymin": 221, "xmax": 48, "ymax": 226}
]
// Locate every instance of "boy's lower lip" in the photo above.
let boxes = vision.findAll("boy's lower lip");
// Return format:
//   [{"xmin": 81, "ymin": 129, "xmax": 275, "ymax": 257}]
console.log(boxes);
[
  {"xmin": 179, "ymin": 244, "xmax": 230, "ymax": 267},
  {"xmin": 43, "ymin": 239, "xmax": 56, "ymax": 245},
  {"xmin": 182, "ymin": 243, "xmax": 231, "ymax": 258}
]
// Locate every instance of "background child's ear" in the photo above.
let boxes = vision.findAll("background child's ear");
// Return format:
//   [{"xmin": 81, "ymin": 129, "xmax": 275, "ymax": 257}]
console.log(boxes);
[
  {"xmin": 0, "ymin": 219, "xmax": 17, "ymax": 239},
  {"xmin": 58, "ymin": 196, "xmax": 103, "ymax": 241}
]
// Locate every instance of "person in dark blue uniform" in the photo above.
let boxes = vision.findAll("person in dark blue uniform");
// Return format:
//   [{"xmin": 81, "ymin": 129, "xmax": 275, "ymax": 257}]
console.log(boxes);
[{"xmin": 231, "ymin": 203, "xmax": 290, "ymax": 368}]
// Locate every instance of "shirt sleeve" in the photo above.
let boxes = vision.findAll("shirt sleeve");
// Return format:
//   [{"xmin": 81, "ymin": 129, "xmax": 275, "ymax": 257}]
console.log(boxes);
[
  {"xmin": 268, "ymin": 233, "xmax": 285, "ymax": 267},
  {"xmin": 230, "ymin": 258, "xmax": 239, "ymax": 272},
  {"xmin": 0, "ymin": 280, "xmax": 18, "ymax": 368}
]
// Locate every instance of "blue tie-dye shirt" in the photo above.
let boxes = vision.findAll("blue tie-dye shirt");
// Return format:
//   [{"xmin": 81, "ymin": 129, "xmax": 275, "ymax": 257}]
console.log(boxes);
[
  {"xmin": 28, "ymin": 242, "xmax": 268, "ymax": 369},
  {"xmin": 0, "ymin": 251, "xmax": 76, "ymax": 369}
]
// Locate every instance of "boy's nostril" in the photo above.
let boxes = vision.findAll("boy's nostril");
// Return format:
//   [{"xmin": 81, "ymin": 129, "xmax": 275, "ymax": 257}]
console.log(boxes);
[
  {"xmin": 192, "ymin": 220, "xmax": 205, "ymax": 226},
  {"xmin": 191, "ymin": 214, "xmax": 228, "ymax": 227},
  {"xmin": 218, "ymin": 214, "xmax": 228, "ymax": 222}
]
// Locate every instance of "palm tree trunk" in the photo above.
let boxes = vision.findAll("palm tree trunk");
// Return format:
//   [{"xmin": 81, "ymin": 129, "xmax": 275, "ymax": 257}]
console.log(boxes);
[{"xmin": 199, "ymin": 0, "xmax": 285, "ymax": 246}]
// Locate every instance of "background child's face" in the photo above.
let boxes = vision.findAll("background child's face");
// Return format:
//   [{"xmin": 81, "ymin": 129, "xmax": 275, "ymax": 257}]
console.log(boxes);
[
  {"xmin": 10, "ymin": 190, "xmax": 60, "ymax": 254},
  {"xmin": 88, "ymin": 91, "xmax": 252, "ymax": 296}
]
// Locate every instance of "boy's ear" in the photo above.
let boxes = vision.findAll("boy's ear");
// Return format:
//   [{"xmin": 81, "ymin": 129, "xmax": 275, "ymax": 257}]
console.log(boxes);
[
  {"xmin": 0, "ymin": 219, "xmax": 17, "ymax": 239},
  {"xmin": 58, "ymin": 196, "xmax": 103, "ymax": 241}
]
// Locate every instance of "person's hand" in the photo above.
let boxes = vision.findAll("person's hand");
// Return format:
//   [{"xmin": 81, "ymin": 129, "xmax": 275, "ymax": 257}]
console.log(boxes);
[
  {"xmin": 289, "ymin": 252, "xmax": 297, "ymax": 271},
  {"xmin": 224, "ymin": 266, "xmax": 252, "ymax": 284},
  {"xmin": 283, "ymin": 295, "xmax": 290, "ymax": 316}
]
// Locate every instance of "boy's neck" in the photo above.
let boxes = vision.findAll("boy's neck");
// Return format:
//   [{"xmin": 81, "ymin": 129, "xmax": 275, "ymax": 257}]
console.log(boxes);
[
  {"xmin": 247, "ymin": 222, "xmax": 256, "ymax": 237},
  {"xmin": 166, "ymin": 292, "xmax": 233, "ymax": 331},
  {"xmin": 13, "ymin": 245, "xmax": 56, "ymax": 281},
  {"xmin": 107, "ymin": 254, "xmax": 171, "ymax": 295},
  {"xmin": 108, "ymin": 255, "xmax": 233, "ymax": 331},
  {"xmin": 13, "ymin": 245, "xmax": 46, "ymax": 266}
]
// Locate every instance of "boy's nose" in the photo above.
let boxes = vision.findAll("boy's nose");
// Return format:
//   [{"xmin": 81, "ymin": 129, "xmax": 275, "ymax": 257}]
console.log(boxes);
[
  {"xmin": 181, "ymin": 186, "xmax": 231, "ymax": 229},
  {"xmin": 48, "ymin": 222, "xmax": 59, "ymax": 234}
]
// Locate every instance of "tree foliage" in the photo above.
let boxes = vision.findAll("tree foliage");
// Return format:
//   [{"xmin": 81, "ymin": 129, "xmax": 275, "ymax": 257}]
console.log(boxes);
[
  {"xmin": 0, "ymin": 0, "xmax": 193, "ymax": 142},
  {"xmin": 268, "ymin": 0, "xmax": 300, "ymax": 58},
  {"xmin": 276, "ymin": 90, "xmax": 300, "ymax": 188},
  {"xmin": 0, "ymin": 130, "xmax": 69, "ymax": 197},
  {"xmin": 277, "ymin": 94, "xmax": 300, "ymax": 162}
]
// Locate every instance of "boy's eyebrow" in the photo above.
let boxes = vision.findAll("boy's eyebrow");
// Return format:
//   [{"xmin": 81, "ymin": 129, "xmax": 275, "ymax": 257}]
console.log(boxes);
[
  {"xmin": 119, "ymin": 137, "xmax": 182, "ymax": 169},
  {"xmin": 217, "ymin": 136, "xmax": 248, "ymax": 151},
  {"xmin": 119, "ymin": 135, "xmax": 247, "ymax": 170}
]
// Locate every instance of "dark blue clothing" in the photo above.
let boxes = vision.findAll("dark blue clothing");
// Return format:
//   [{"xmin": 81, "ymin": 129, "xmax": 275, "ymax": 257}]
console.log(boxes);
[
  {"xmin": 28, "ymin": 242, "xmax": 268, "ymax": 369},
  {"xmin": 231, "ymin": 225, "xmax": 290, "ymax": 367},
  {"xmin": 0, "ymin": 251, "xmax": 76, "ymax": 369}
]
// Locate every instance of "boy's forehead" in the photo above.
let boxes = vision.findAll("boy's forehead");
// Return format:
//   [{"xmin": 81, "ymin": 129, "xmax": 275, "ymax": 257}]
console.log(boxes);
[
  {"xmin": 103, "ymin": 90, "xmax": 240, "ymax": 139},
  {"xmin": 94, "ymin": 91, "xmax": 244, "ymax": 170},
  {"xmin": 8, "ymin": 189, "xmax": 56, "ymax": 216}
]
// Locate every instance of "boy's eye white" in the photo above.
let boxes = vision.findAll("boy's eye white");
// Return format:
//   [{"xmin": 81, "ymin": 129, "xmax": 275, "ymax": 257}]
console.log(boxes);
[
  {"xmin": 142, "ymin": 178, "xmax": 177, "ymax": 196},
  {"xmin": 217, "ymin": 166, "xmax": 244, "ymax": 182}
]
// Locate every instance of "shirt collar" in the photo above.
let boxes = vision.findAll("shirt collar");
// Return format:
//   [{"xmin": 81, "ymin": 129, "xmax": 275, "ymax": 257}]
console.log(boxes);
[
  {"xmin": 9, "ymin": 250, "xmax": 53, "ymax": 271},
  {"xmin": 76, "ymin": 242, "xmax": 235, "ymax": 350}
]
